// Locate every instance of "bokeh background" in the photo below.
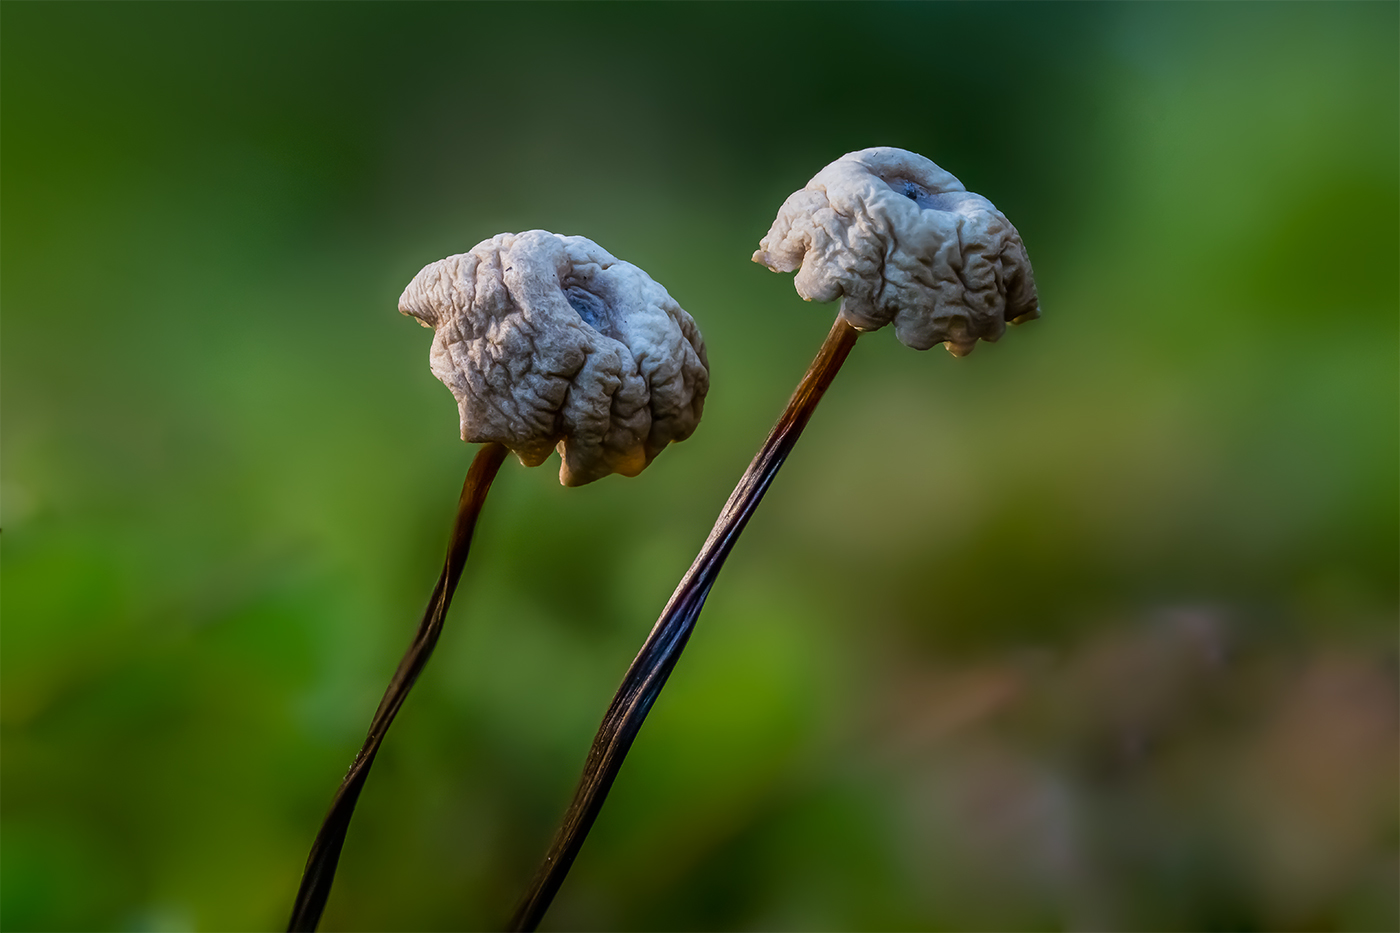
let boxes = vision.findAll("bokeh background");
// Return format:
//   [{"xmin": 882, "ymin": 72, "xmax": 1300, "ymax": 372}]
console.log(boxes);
[{"xmin": 3, "ymin": 3, "xmax": 1396, "ymax": 931}]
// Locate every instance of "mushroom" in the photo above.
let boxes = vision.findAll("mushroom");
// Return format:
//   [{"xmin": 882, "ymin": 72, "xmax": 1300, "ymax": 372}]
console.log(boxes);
[
  {"xmin": 754, "ymin": 145, "xmax": 1040, "ymax": 356},
  {"xmin": 511, "ymin": 148, "xmax": 1039, "ymax": 931},
  {"xmin": 403, "ymin": 230, "xmax": 709, "ymax": 487},
  {"xmin": 288, "ymin": 230, "xmax": 708, "ymax": 932}
]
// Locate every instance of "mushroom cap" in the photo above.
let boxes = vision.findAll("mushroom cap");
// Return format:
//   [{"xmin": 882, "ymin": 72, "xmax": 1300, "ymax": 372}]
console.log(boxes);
[
  {"xmin": 399, "ymin": 231, "xmax": 709, "ymax": 487},
  {"xmin": 753, "ymin": 147, "xmax": 1040, "ymax": 356}
]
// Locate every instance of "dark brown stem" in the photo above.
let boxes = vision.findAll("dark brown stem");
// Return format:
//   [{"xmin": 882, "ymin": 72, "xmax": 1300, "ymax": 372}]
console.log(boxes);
[
  {"xmin": 288, "ymin": 441, "xmax": 509, "ymax": 932},
  {"xmin": 509, "ymin": 317, "xmax": 861, "ymax": 932}
]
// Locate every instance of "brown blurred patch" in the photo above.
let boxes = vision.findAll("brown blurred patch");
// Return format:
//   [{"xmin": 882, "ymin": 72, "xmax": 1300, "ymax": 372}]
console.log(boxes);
[{"xmin": 857, "ymin": 608, "xmax": 1398, "ymax": 929}]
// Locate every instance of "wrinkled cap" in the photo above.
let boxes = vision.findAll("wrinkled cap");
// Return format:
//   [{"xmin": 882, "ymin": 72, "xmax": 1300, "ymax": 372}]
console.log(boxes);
[
  {"xmin": 399, "ymin": 230, "xmax": 709, "ymax": 486},
  {"xmin": 753, "ymin": 147, "xmax": 1040, "ymax": 357}
]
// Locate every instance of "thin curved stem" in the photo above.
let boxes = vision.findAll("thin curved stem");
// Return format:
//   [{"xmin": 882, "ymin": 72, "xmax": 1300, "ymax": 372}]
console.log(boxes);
[
  {"xmin": 509, "ymin": 317, "xmax": 861, "ymax": 932},
  {"xmin": 288, "ymin": 441, "xmax": 509, "ymax": 932}
]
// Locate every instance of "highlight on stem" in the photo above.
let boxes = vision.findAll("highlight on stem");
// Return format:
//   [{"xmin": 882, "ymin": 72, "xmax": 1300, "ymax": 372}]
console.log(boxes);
[
  {"xmin": 287, "ymin": 230, "xmax": 708, "ymax": 932},
  {"xmin": 510, "ymin": 147, "xmax": 1040, "ymax": 930}
]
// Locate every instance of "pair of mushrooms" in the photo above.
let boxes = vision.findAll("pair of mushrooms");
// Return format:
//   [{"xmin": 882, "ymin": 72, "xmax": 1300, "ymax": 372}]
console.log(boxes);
[{"xmin": 290, "ymin": 147, "xmax": 1040, "ymax": 931}]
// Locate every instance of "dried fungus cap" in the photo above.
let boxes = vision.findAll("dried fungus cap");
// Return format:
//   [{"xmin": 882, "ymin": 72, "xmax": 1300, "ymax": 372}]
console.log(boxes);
[
  {"xmin": 753, "ymin": 147, "xmax": 1040, "ymax": 357},
  {"xmin": 399, "ymin": 230, "xmax": 709, "ymax": 487}
]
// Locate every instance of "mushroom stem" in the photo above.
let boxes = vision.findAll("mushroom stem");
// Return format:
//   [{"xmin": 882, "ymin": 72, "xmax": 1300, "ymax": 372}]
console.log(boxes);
[
  {"xmin": 510, "ymin": 317, "xmax": 861, "ymax": 932},
  {"xmin": 288, "ymin": 441, "xmax": 509, "ymax": 933}
]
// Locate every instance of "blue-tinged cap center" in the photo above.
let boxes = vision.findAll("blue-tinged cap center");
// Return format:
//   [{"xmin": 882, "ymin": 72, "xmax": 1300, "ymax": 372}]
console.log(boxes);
[
  {"xmin": 565, "ymin": 286, "xmax": 609, "ymax": 331},
  {"xmin": 886, "ymin": 177, "xmax": 944, "ymax": 211}
]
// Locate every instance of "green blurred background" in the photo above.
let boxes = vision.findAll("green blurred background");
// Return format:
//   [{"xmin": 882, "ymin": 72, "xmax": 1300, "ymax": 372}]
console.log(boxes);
[{"xmin": 3, "ymin": 3, "xmax": 1396, "ymax": 930}]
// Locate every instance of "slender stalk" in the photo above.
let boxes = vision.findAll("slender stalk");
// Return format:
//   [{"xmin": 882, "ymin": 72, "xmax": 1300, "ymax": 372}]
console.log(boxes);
[
  {"xmin": 288, "ymin": 441, "xmax": 509, "ymax": 932},
  {"xmin": 510, "ymin": 317, "xmax": 861, "ymax": 932}
]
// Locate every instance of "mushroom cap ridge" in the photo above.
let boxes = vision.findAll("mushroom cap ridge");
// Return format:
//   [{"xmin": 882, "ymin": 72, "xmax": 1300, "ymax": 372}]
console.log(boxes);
[
  {"xmin": 754, "ymin": 146, "xmax": 1040, "ymax": 356},
  {"xmin": 399, "ymin": 230, "xmax": 709, "ymax": 486}
]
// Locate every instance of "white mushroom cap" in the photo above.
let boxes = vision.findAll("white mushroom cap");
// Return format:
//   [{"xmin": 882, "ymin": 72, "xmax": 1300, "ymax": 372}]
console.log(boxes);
[
  {"xmin": 399, "ymin": 231, "xmax": 709, "ymax": 487},
  {"xmin": 753, "ymin": 147, "xmax": 1040, "ymax": 356}
]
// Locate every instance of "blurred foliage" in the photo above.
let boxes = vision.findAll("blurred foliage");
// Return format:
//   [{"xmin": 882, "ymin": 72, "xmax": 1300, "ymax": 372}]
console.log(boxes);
[{"xmin": 2, "ymin": 3, "xmax": 1396, "ymax": 931}]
